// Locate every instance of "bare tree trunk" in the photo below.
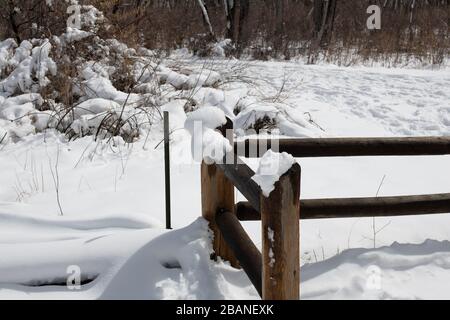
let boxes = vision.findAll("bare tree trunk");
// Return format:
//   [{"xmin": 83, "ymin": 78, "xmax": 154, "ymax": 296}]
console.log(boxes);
[
  {"xmin": 197, "ymin": 0, "xmax": 215, "ymax": 38},
  {"xmin": 230, "ymin": 0, "xmax": 241, "ymax": 43},
  {"xmin": 238, "ymin": 0, "xmax": 249, "ymax": 50},
  {"xmin": 313, "ymin": 0, "xmax": 324, "ymax": 37},
  {"xmin": 224, "ymin": 0, "xmax": 249, "ymax": 52},
  {"xmin": 7, "ymin": 0, "xmax": 21, "ymax": 43},
  {"xmin": 313, "ymin": 0, "xmax": 337, "ymax": 48},
  {"xmin": 274, "ymin": 0, "xmax": 285, "ymax": 55},
  {"xmin": 224, "ymin": 0, "xmax": 233, "ymax": 39}
]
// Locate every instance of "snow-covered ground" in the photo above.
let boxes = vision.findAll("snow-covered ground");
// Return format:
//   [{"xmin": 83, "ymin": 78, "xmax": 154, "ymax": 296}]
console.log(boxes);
[{"xmin": 1, "ymin": 58, "xmax": 449, "ymax": 300}]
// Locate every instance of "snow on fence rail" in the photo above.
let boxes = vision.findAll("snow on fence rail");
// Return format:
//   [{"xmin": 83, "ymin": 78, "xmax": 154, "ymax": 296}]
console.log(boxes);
[{"xmin": 200, "ymin": 119, "xmax": 450, "ymax": 300}]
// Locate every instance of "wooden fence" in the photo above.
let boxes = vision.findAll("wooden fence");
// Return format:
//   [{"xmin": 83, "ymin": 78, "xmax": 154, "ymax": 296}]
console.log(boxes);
[{"xmin": 200, "ymin": 119, "xmax": 450, "ymax": 300}]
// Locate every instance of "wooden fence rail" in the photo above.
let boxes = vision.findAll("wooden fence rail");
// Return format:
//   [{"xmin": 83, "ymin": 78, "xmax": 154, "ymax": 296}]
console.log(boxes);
[
  {"xmin": 236, "ymin": 193, "xmax": 450, "ymax": 221},
  {"xmin": 235, "ymin": 136, "xmax": 450, "ymax": 158},
  {"xmin": 216, "ymin": 156, "xmax": 261, "ymax": 212},
  {"xmin": 200, "ymin": 118, "xmax": 450, "ymax": 300},
  {"xmin": 215, "ymin": 209, "xmax": 262, "ymax": 296}
]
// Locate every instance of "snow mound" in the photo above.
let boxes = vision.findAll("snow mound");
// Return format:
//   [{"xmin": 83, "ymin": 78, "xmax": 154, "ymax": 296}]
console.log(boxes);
[
  {"xmin": 235, "ymin": 100, "xmax": 320, "ymax": 137},
  {"xmin": 0, "ymin": 216, "xmax": 257, "ymax": 300},
  {"xmin": 3, "ymin": 207, "xmax": 450, "ymax": 300},
  {"xmin": 160, "ymin": 68, "xmax": 221, "ymax": 90},
  {"xmin": 302, "ymin": 240, "xmax": 450, "ymax": 300}
]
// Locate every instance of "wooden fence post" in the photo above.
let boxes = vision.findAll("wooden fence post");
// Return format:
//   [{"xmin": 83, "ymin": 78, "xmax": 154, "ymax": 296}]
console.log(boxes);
[
  {"xmin": 201, "ymin": 118, "xmax": 239, "ymax": 267},
  {"xmin": 261, "ymin": 163, "xmax": 301, "ymax": 300}
]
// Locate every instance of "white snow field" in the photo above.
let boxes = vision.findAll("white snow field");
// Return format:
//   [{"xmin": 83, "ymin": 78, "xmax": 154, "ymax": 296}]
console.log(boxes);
[{"xmin": 1, "ymin": 58, "xmax": 449, "ymax": 300}]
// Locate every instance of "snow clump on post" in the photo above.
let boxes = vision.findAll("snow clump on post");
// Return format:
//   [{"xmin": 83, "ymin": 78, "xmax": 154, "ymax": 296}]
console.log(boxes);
[{"xmin": 252, "ymin": 150, "xmax": 296, "ymax": 197}]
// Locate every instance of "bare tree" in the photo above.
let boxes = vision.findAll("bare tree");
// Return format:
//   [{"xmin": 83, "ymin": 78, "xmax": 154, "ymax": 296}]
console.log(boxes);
[
  {"xmin": 224, "ymin": 0, "xmax": 249, "ymax": 49},
  {"xmin": 197, "ymin": 0, "xmax": 215, "ymax": 38},
  {"xmin": 313, "ymin": 0, "xmax": 337, "ymax": 48}
]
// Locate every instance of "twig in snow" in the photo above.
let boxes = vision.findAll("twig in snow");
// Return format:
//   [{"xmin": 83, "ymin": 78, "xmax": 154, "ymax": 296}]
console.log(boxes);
[
  {"xmin": 0, "ymin": 132, "xmax": 7, "ymax": 145},
  {"xmin": 368, "ymin": 174, "xmax": 392, "ymax": 248},
  {"xmin": 304, "ymin": 112, "xmax": 326, "ymax": 132},
  {"xmin": 48, "ymin": 146, "xmax": 64, "ymax": 216},
  {"xmin": 154, "ymin": 128, "xmax": 184, "ymax": 150}
]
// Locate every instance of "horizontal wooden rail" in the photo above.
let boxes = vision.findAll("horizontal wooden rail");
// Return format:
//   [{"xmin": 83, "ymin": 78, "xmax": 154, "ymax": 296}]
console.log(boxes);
[
  {"xmin": 215, "ymin": 209, "xmax": 262, "ymax": 297},
  {"xmin": 235, "ymin": 136, "xmax": 450, "ymax": 158},
  {"xmin": 216, "ymin": 155, "xmax": 261, "ymax": 212},
  {"xmin": 236, "ymin": 193, "xmax": 450, "ymax": 220}
]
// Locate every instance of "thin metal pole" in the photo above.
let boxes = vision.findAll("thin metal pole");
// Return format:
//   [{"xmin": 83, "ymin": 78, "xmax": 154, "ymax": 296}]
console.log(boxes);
[{"xmin": 164, "ymin": 111, "xmax": 172, "ymax": 230}]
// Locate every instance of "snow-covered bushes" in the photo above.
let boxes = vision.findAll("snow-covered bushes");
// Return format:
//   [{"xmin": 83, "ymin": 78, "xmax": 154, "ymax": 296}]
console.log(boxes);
[
  {"xmin": 0, "ymin": 4, "xmax": 157, "ymax": 142},
  {"xmin": 0, "ymin": 32, "xmax": 320, "ymax": 145},
  {"xmin": 0, "ymin": 24, "xmax": 235, "ymax": 143},
  {"xmin": 0, "ymin": 2, "xmax": 322, "ymax": 145},
  {"xmin": 0, "ymin": 40, "xmax": 57, "ymax": 96},
  {"xmin": 0, "ymin": 3, "xmax": 231, "ymax": 144}
]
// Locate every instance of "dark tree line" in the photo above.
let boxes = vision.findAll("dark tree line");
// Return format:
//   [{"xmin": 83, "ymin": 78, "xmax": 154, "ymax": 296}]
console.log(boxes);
[
  {"xmin": 1, "ymin": 0, "xmax": 448, "ymax": 62},
  {"xmin": 120, "ymin": 0, "xmax": 448, "ymax": 57}
]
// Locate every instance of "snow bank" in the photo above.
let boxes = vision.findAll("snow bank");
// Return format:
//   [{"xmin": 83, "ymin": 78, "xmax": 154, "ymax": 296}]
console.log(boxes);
[
  {"xmin": 191, "ymin": 87, "xmax": 247, "ymax": 119},
  {"xmin": 71, "ymin": 98, "xmax": 120, "ymax": 118},
  {"xmin": 166, "ymin": 71, "xmax": 189, "ymax": 90},
  {"xmin": 0, "ymin": 209, "xmax": 159, "ymax": 288},
  {"xmin": 80, "ymin": 65, "xmax": 141, "ymax": 105},
  {"xmin": 252, "ymin": 150, "xmax": 296, "ymax": 197},
  {"xmin": 235, "ymin": 99, "xmax": 320, "ymax": 137},
  {"xmin": 185, "ymin": 106, "xmax": 227, "ymax": 131},
  {"xmin": 3, "ymin": 204, "xmax": 450, "ymax": 300},
  {"xmin": 185, "ymin": 70, "xmax": 221, "ymax": 89},
  {"xmin": 302, "ymin": 240, "xmax": 450, "ymax": 300},
  {"xmin": 161, "ymin": 68, "xmax": 221, "ymax": 90},
  {"xmin": 0, "ymin": 214, "xmax": 257, "ymax": 300}
]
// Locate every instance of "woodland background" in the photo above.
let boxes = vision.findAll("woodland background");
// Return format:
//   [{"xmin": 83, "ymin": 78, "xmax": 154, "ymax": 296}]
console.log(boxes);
[{"xmin": 0, "ymin": 0, "xmax": 448, "ymax": 64}]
